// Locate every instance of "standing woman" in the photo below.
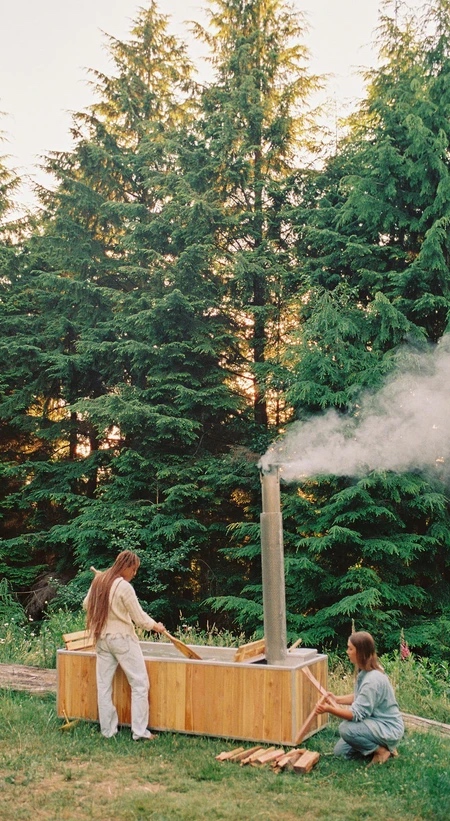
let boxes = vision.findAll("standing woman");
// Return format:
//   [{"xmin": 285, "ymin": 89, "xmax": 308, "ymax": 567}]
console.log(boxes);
[
  {"xmin": 316, "ymin": 631, "xmax": 404, "ymax": 763},
  {"xmin": 84, "ymin": 550, "xmax": 165, "ymax": 741}
]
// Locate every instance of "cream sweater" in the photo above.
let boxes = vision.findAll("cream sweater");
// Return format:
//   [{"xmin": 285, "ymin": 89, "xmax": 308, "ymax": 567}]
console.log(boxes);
[{"xmin": 83, "ymin": 576, "xmax": 157, "ymax": 638}]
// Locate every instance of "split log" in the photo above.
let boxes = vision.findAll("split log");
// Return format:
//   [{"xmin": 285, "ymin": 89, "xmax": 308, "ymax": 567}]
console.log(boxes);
[
  {"xmin": 251, "ymin": 748, "xmax": 285, "ymax": 766},
  {"xmin": 226, "ymin": 746, "xmax": 263, "ymax": 763},
  {"xmin": 215, "ymin": 747, "xmax": 245, "ymax": 761},
  {"xmin": 272, "ymin": 748, "xmax": 305, "ymax": 772},
  {"xmin": 292, "ymin": 750, "xmax": 320, "ymax": 774},
  {"xmin": 241, "ymin": 745, "xmax": 276, "ymax": 765},
  {"xmin": 239, "ymin": 746, "xmax": 266, "ymax": 765}
]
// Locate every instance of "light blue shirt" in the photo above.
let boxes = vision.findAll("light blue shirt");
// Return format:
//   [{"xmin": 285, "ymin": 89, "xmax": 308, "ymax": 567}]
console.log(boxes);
[{"xmin": 351, "ymin": 669, "xmax": 404, "ymax": 742}]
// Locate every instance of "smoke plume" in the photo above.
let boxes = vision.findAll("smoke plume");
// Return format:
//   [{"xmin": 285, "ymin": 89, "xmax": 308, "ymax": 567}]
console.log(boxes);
[{"xmin": 259, "ymin": 337, "xmax": 450, "ymax": 481}]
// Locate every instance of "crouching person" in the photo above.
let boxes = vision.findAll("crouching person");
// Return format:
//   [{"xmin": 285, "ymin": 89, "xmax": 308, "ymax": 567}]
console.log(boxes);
[{"xmin": 315, "ymin": 631, "xmax": 404, "ymax": 764}]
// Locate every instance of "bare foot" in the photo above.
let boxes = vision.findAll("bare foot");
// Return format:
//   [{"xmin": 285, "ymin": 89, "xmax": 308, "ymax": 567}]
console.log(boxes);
[{"xmin": 368, "ymin": 746, "xmax": 391, "ymax": 766}]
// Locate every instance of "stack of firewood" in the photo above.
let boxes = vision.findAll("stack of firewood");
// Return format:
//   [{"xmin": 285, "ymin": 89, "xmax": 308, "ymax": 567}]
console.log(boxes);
[{"xmin": 215, "ymin": 745, "xmax": 320, "ymax": 774}]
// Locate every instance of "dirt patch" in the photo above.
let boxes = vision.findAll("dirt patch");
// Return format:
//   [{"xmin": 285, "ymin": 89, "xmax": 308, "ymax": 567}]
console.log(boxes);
[{"xmin": 0, "ymin": 663, "xmax": 56, "ymax": 695}]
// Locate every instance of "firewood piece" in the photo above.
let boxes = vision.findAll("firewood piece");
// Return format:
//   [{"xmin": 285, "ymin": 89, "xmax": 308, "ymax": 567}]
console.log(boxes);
[
  {"xmin": 272, "ymin": 748, "xmax": 305, "ymax": 770},
  {"xmin": 234, "ymin": 638, "xmax": 266, "ymax": 662},
  {"xmin": 251, "ymin": 747, "xmax": 285, "ymax": 766},
  {"xmin": 227, "ymin": 746, "xmax": 263, "ymax": 763},
  {"xmin": 239, "ymin": 746, "xmax": 266, "ymax": 765},
  {"xmin": 215, "ymin": 747, "xmax": 245, "ymax": 761},
  {"xmin": 293, "ymin": 750, "xmax": 320, "ymax": 774},
  {"xmin": 241, "ymin": 745, "xmax": 276, "ymax": 765}
]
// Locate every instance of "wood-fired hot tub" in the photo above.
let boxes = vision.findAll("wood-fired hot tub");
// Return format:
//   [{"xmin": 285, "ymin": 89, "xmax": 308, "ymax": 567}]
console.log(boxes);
[{"xmin": 57, "ymin": 641, "xmax": 328, "ymax": 746}]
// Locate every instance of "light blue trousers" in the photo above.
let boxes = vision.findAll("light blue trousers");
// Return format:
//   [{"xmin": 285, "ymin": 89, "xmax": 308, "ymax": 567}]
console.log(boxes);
[
  {"xmin": 96, "ymin": 633, "xmax": 152, "ymax": 740},
  {"xmin": 334, "ymin": 720, "xmax": 397, "ymax": 759}
]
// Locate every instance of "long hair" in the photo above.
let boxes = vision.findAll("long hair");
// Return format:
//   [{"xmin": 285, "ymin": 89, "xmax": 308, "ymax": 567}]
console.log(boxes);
[
  {"xmin": 86, "ymin": 550, "xmax": 140, "ymax": 642},
  {"xmin": 349, "ymin": 631, "xmax": 384, "ymax": 672}
]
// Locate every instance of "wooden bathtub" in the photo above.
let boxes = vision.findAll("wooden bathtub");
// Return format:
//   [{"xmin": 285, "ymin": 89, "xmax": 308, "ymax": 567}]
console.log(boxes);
[{"xmin": 57, "ymin": 642, "xmax": 328, "ymax": 746}]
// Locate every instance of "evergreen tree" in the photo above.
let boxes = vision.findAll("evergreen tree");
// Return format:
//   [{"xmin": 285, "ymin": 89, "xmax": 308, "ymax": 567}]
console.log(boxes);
[
  {"xmin": 277, "ymin": 0, "xmax": 450, "ymax": 654},
  {"xmin": 0, "ymin": 4, "xmax": 249, "ymax": 622},
  {"xmin": 191, "ymin": 0, "xmax": 320, "ymax": 431}
]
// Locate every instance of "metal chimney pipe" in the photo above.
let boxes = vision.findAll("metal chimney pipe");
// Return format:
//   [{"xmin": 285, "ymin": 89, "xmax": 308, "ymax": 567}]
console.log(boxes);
[{"xmin": 260, "ymin": 466, "xmax": 287, "ymax": 665}]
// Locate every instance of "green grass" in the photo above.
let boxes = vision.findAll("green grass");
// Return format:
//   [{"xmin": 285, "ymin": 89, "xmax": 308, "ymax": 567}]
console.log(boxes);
[
  {"xmin": 1, "ymin": 604, "xmax": 449, "ymax": 819},
  {"xmin": 0, "ymin": 689, "xmax": 449, "ymax": 821}
]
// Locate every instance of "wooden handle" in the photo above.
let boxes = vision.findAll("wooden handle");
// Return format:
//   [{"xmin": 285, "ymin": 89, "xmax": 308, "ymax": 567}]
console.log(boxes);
[
  {"xmin": 294, "ymin": 694, "xmax": 327, "ymax": 745},
  {"xmin": 301, "ymin": 664, "xmax": 328, "ymax": 697}
]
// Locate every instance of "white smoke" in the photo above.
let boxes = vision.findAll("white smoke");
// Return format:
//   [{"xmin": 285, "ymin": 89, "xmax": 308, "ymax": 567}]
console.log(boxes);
[{"xmin": 259, "ymin": 337, "xmax": 450, "ymax": 481}]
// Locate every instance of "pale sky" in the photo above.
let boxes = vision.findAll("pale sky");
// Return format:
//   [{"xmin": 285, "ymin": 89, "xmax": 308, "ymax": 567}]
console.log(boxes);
[{"xmin": 0, "ymin": 0, "xmax": 422, "ymax": 211}]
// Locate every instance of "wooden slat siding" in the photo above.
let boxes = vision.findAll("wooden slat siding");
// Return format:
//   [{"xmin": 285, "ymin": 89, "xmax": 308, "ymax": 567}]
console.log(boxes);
[
  {"xmin": 151, "ymin": 659, "xmax": 178, "ymax": 731},
  {"xmin": 173, "ymin": 662, "xmax": 187, "ymax": 732},
  {"xmin": 163, "ymin": 662, "xmax": 181, "ymax": 730},
  {"xmin": 204, "ymin": 663, "xmax": 222, "ymax": 737},
  {"xmin": 262, "ymin": 667, "xmax": 291, "ymax": 744},
  {"xmin": 220, "ymin": 663, "xmax": 236, "ymax": 738},
  {"xmin": 152, "ymin": 657, "xmax": 167, "ymax": 730},
  {"xmin": 225, "ymin": 663, "xmax": 243, "ymax": 739},
  {"xmin": 280, "ymin": 668, "xmax": 294, "ymax": 743},
  {"xmin": 241, "ymin": 665, "xmax": 262, "ymax": 740},
  {"xmin": 194, "ymin": 661, "xmax": 209, "ymax": 734},
  {"xmin": 183, "ymin": 661, "xmax": 194, "ymax": 733},
  {"xmin": 57, "ymin": 647, "xmax": 328, "ymax": 745},
  {"xmin": 57, "ymin": 652, "xmax": 98, "ymax": 721}
]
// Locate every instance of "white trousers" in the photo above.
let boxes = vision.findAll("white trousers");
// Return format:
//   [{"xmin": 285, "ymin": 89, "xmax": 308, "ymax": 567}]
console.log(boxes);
[{"xmin": 96, "ymin": 634, "xmax": 152, "ymax": 740}]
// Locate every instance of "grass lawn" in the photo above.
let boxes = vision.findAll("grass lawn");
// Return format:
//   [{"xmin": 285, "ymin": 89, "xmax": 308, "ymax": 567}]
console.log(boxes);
[{"xmin": 1, "ymin": 689, "xmax": 449, "ymax": 821}]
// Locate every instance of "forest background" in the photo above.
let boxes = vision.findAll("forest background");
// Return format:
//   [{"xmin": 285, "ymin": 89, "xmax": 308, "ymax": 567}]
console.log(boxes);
[{"xmin": 1, "ymin": 0, "xmax": 450, "ymax": 660}]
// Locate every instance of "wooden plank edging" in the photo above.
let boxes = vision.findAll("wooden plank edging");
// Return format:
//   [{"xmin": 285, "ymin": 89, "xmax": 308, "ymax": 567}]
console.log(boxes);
[{"xmin": 401, "ymin": 712, "xmax": 450, "ymax": 735}]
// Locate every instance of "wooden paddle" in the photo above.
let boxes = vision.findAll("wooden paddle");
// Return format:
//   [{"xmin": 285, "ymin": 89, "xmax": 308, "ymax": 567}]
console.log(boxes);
[
  {"xmin": 162, "ymin": 630, "xmax": 202, "ymax": 660},
  {"xmin": 89, "ymin": 566, "xmax": 202, "ymax": 660}
]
